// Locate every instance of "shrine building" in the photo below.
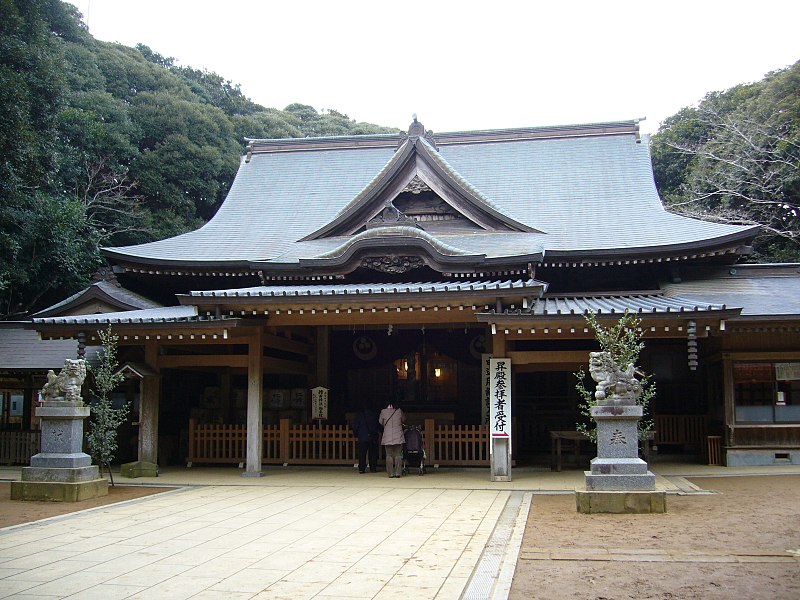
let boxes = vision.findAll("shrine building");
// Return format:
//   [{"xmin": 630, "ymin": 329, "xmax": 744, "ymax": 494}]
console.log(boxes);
[{"xmin": 24, "ymin": 118, "xmax": 800, "ymax": 472}]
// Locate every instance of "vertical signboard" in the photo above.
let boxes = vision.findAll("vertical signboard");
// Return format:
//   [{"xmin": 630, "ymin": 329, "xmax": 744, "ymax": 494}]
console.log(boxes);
[
  {"xmin": 311, "ymin": 386, "xmax": 329, "ymax": 421},
  {"xmin": 481, "ymin": 353, "xmax": 492, "ymax": 425},
  {"xmin": 489, "ymin": 358, "xmax": 511, "ymax": 448}
]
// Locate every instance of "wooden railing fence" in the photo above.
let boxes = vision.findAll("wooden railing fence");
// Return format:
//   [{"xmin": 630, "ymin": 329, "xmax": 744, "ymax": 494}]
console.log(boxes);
[
  {"xmin": 187, "ymin": 418, "xmax": 489, "ymax": 467},
  {"xmin": 427, "ymin": 422, "xmax": 489, "ymax": 466},
  {"xmin": 0, "ymin": 430, "xmax": 40, "ymax": 465},
  {"xmin": 652, "ymin": 414, "xmax": 709, "ymax": 446}
]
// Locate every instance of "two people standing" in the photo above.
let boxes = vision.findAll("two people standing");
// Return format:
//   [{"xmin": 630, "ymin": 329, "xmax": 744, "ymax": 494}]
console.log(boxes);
[{"xmin": 353, "ymin": 401, "xmax": 406, "ymax": 477}]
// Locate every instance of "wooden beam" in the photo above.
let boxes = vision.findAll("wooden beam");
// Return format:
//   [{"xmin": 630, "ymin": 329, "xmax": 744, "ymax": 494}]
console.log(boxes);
[
  {"xmin": 507, "ymin": 350, "xmax": 590, "ymax": 365},
  {"xmin": 158, "ymin": 355, "xmax": 248, "ymax": 369},
  {"xmin": 264, "ymin": 357, "xmax": 310, "ymax": 375},
  {"xmin": 263, "ymin": 332, "xmax": 311, "ymax": 355},
  {"xmin": 157, "ymin": 354, "xmax": 308, "ymax": 374},
  {"xmin": 266, "ymin": 309, "xmax": 483, "ymax": 327}
]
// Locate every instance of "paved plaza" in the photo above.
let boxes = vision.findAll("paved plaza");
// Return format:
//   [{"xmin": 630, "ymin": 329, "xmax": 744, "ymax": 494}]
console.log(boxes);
[{"xmin": 1, "ymin": 464, "xmax": 799, "ymax": 599}]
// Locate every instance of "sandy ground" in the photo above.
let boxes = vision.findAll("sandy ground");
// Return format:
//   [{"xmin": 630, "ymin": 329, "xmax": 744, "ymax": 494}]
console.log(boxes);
[
  {"xmin": 509, "ymin": 475, "xmax": 800, "ymax": 600},
  {"xmin": 0, "ymin": 483, "xmax": 169, "ymax": 529}
]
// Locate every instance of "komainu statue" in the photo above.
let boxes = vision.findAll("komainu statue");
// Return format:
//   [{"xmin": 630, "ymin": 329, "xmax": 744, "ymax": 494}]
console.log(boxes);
[
  {"xmin": 588, "ymin": 351, "xmax": 642, "ymax": 406},
  {"xmin": 41, "ymin": 359, "xmax": 87, "ymax": 404}
]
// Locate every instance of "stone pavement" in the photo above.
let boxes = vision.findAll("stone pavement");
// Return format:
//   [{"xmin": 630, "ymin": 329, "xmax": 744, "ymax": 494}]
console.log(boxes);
[{"xmin": 1, "ymin": 463, "xmax": 799, "ymax": 600}]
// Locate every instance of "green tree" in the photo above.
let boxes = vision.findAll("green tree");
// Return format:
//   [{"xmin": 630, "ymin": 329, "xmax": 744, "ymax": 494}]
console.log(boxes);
[
  {"xmin": 0, "ymin": 0, "xmax": 397, "ymax": 317},
  {"xmin": 87, "ymin": 326, "xmax": 128, "ymax": 485},
  {"xmin": 574, "ymin": 311, "xmax": 655, "ymax": 442},
  {"xmin": 652, "ymin": 61, "xmax": 800, "ymax": 261}
]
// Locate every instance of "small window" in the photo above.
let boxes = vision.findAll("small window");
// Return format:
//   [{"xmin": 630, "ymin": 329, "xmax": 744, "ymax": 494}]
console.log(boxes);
[{"xmin": 734, "ymin": 362, "xmax": 800, "ymax": 423}]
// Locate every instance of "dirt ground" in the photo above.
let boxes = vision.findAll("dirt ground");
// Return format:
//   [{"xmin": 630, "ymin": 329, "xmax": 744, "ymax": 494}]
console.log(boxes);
[
  {"xmin": 509, "ymin": 475, "xmax": 800, "ymax": 600},
  {"xmin": 0, "ymin": 483, "xmax": 169, "ymax": 529}
]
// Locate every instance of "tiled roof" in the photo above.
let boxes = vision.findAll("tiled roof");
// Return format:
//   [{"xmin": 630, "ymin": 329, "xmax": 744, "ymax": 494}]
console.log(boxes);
[
  {"xmin": 662, "ymin": 265, "xmax": 800, "ymax": 317},
  {"xmin": 33, "ymin": 306, "xmax": 199, "ymax": 325},
  {"xmin": 190, "ymin": 279, "xmax": 543, "ymax": 298},
  {"xmin": 481, "ymin": 292, "xmax": 738, "ymax": 321},
  {"xmin": 103, "ymin": 121, "xmax": 758, "ymax": 266},
  {"xmin": 34, "ymin": 280, "xmax": 162, "ymax": 317},
  {"xmin": 529, "ymin": 294, "xmax": 729, "ymax": 316},
  {"xmin": 0, "ymin": 324, "xmax": 100, "ymax": 370}
]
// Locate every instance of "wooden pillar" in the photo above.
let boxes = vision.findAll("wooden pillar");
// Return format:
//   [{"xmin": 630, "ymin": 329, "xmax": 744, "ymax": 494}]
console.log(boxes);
[
  {"xmin": 722, "ymin": 355, "xmax": 735, "ymax": 449},
  {"xmin": 315, "ymin": 326, "xmax": 330, "ymax": 389},
  {"xmin": 138, "ymin": 341, "xmax": 161, "ymax": 465},
  {"xmin": 424, "ymin": 418, "xmax": 435, "ymax": 467},
  {"xmin": 22, "ymin": 376, "xmax": 33, "ymax": 430},
  {"xmin": 220, "ymin": 370, "xmax": 231, "ymax": 422},
  {"xmin": 244, "ymin": 327, "xmax": 264, "ymax": 476},
  {"xmin": 491, "ymin": 328, "xmax": 507, "ymax": 356}
]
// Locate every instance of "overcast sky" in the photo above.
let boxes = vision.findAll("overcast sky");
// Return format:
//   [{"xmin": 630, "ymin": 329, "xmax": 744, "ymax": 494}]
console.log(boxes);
[{"xmin": 68, "ymin": 0, "xmax": 798, "ymax": 136}]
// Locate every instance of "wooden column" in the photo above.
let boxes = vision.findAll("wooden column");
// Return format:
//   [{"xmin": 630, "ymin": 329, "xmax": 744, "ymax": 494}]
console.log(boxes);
[
  {"xmin": 22, "ymin": 377, "xmax": 33, "ymax": 430},
  {"xmin": 315, "ymin": 326, "xmax": 330, "ymax": 388},
  {"xmin": 722, "ymin": 356, "xmax": 735, "ymax": 449},
  {"xmin": 490, "ymin": 328, "xmax": 507, "ymax": 357},
  {"xmin": 138, "ymin": 341, "xmax": 161, "ymax": 464},
  {"xmin": 244, "ymin": 327, "xmax": 264, "ymax": 476}
]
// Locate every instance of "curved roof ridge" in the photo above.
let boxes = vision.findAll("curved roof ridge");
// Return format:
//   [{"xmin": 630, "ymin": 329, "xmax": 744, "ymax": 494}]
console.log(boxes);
[{"xmin": 314, "ymin": 226, "xmax": 477, "ymax": 260}]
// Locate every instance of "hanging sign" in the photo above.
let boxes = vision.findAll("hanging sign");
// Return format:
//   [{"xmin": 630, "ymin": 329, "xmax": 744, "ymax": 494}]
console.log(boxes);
[
  {"xmin": 311, "ymin": 386, "xmax": 329, "ymax": 421},
  {"xmin": 489, "ymin": 358, "xmax": 511, "ymax": 442},
  {"xmin": 481, "ymin": 354, "xmax": 492, "ymax": 425},
  {"xmin": 776, "ymin": 363, "xmax": 800, "ymax": 381}
]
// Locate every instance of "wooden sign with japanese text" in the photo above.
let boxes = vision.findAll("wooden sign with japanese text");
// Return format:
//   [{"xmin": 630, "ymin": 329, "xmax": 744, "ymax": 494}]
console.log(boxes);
[
  {"xmin": 489, "ymin": 358, "xmax": 511, "ymax": 447},
  {"xmin": 311, "ymin": 386, "xmax": 329, "ymax": 421}
]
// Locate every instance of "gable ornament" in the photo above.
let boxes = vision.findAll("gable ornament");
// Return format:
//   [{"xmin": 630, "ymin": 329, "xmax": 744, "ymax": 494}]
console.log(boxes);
[
  {"xmin": 366, "ymin": 201, "xmax": 419, "ymax": 229},
  {"xmin": 361, "ymin": 255, "xmax": 425, "ymax": 274}
]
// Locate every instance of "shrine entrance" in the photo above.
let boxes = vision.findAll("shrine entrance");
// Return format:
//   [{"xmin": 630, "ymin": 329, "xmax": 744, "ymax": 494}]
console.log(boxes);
[{"xmin": 330, "ymin": 328, "xmax": 484, "ymax": 425}]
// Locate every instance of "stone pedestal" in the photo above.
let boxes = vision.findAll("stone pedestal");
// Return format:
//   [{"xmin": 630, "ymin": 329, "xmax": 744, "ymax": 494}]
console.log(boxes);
[
  {"xmin": 584, "ymin": 405, "xmax": 655, "ymax": 491},
  {"xmin": 121, "ymin": 461, "xmax": 158, "ymax": 478},
  {"xmin": 579, "ymin": 404, "xmax": 664, "ymax": 513},
  {"xmin": 576, "ymin": 490, "xmax": 666, "ymax": 514},
  {"xmin": 11, "ymin": 404, "xmax": 108, "ymax": 502}
]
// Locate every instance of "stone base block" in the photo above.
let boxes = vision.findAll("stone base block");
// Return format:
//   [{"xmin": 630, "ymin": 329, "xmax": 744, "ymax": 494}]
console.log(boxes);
[
  {"xmin": 585, "ymin": 471, "xmax": 656, "ymax": 491},
  {"xmin": 10, "ymin": 478, "xmax": 108, "ymax": 502},
  {"xmin": 590, "ymin": 457, "xmax": 649, "ymax": 475},
  {"xmin": 576, "ymin": 490, "xmax": 666, "ymax": 514},
  {"xmin": 121, "ymin": 461, "xmax": 158, "ymax": 478},
  {"xmin": 30, "ymin": 452, "xmax": 92, "ymax": 469},
  {"xmin": 21, "ymin": 465, "xmax": 101, "ymax": 483}
]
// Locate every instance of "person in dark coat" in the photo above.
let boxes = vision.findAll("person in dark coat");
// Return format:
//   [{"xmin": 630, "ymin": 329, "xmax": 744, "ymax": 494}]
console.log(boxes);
[{"xmin": 353, "ymin": 403, "xmax": 380, "ymax": 473}]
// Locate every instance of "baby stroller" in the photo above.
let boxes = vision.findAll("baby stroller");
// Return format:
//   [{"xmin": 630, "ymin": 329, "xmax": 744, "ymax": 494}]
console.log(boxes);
[{"xmin": 402, "ymin": 425, "xmax": 427, "ymax": 475}]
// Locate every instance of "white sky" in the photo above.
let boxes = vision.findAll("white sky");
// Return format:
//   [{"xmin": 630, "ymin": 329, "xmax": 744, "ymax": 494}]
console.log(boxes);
[{"xmin": 69, "ymin": 0, "xmax": 799, "ymax": 136}]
